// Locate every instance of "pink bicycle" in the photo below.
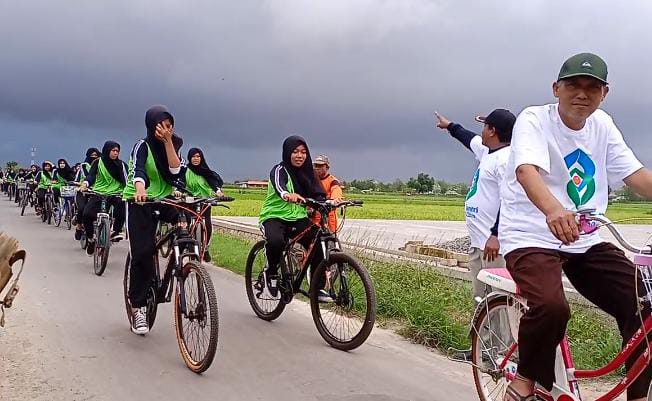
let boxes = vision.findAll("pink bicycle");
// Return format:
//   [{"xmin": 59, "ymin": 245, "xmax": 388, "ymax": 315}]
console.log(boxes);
[{"xmin": 467, "ymin": 210, "xmax": 652, "ymax": 401}]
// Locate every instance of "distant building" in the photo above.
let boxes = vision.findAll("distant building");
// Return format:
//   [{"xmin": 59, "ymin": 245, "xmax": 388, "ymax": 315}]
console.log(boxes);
[
  {"xmin": 444, "ymin": 190, "xmax": 460, "ymax": 196},
  {"xmin": 235, "ymin": 179, "xmax": 268, "ymax": 189}
]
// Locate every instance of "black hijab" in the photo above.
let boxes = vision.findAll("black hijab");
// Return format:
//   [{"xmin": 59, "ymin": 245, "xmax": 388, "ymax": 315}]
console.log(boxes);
[
  {"xmin": 144, "ymin": 105, "xmax": 183, "ymax": 185},
  {"xmin": 56, "ymin": 159, "xmax": 75, "ymax": 182},
  {"xmin": 280, "ymin": 136, "xmax": 325, "ymax": 199},
  {"xmin": 101, "ymin": 141, "xmax": 126, "ymax": 184},
  {"xmin": 187, "ymin": 148, "xmax": 224, "ymax": 191},
  {"xmin": 85, "ymin": 147, "xmax": 101, "ymax": 164}
]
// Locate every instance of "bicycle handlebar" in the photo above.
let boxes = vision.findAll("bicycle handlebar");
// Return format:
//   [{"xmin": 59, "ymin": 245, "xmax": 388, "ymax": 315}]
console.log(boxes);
[
  {"xmin": 579, "ymin": 209, "xmax": 652, "ymax": 254},
  {"xmin": 126, "ymin": 195, "xmax": 234, "ymax": 206},
  {"xmin": 304, "ymin": 198, "xmax": 363, "ymax": 210}
]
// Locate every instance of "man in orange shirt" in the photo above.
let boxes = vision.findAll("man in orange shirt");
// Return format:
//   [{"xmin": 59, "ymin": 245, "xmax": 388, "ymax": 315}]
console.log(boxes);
[{"xmin": 312, "ymin": 154, "xmax": 342, "ymax": 231}]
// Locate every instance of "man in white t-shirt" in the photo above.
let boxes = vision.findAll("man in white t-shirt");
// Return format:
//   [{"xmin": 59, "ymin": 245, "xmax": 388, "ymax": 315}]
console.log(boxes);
[
  {"xmin": 435, "ymin": 109, "xmax": 515, "ymax": 300},
  {"xmin": 500, "ymin": 53, "xmax": 652, "ymax": 401}
]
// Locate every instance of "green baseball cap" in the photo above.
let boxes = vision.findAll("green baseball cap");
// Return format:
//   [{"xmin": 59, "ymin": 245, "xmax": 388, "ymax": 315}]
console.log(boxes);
[{"xmin": 558, "ymin": 52, "xmax": 608, "ymax": 84}]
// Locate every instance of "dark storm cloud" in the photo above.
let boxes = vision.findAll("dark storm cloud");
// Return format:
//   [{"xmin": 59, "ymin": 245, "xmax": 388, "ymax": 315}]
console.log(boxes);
[{"xmin": 1, "ymin": 0, "xmax": 651, "ymax": 181}]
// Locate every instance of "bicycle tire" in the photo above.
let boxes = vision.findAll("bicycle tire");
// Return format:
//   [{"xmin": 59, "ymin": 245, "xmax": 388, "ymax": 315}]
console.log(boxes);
[
  {"xmin": 41, "ymin": 203, "xmax": 47, "ymax": 222},
  {"xmin": 244, "ymin": 240, "xmax": 286, "ymax": 321},
  {"xmin": 94, "ymin": 221, "xmax": 110, "ymax": 276},
  {"xmin": 174, "ymin": 261, "xmax": 219, "ymax": 373},
  {"xmin": 46, "ymin": 200, "xmax": 52, "ymax": 225},
  {"xmin": 310, "ymin": 252, "xmax": 376, "ymax": 351},
  {"xmin": 66, "ymin": 202, "xmax": 73, "ymax": 230},
  {"xmin": 20, "ymin": 196, "xmax": 28, "ymax": 216},
  {"xmin": 471, "ymin": 295, "xmax": 525, "ymax": 401},
  {"xmin": 54, "ymin": 202, "xmax": 63, "ymax": 227},
  {"xmin": 123, "ymin": 253, "xmax": 159, "ymax": 330}
]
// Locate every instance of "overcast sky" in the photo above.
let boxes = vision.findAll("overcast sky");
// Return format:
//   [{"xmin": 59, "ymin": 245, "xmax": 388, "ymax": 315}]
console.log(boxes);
[{"xmin": 1, "ymin": 0, "xmax": 651, "ymax": 182}]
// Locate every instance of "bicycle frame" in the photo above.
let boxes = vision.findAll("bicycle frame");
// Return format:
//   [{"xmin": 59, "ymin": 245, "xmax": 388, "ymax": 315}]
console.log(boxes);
[{"xmin": 475, "ymin": 211, "xmax": 652, "ymax": 401}]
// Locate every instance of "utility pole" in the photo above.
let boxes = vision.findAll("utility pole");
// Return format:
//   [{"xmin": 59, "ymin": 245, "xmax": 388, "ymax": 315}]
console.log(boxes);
[{"xmin": 31, "ymin": 147, "xmax": 36, "ymax": 166}]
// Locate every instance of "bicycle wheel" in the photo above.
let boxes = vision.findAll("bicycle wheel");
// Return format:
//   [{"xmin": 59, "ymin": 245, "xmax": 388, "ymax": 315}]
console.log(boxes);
[
  {"xmin": 244, "ymin": 240, "xmax": 286, "ymax": 321},
  {"xmin": 123, "ymin": 253, "xmax": 159, "ymax": 330},
  {"xmin": 174, "ymin": 261, "xmax": 219, "ymax": 373},
  {"xmin": 310, "ymin": 252, "xmax": 376, "ymax": 351},
  {"xmin": 195, "ymin": 222, "xmax": 205, "ymax": 260},
  {"xmin": 41, "ymin": 203, "xmax": 47, "ymax": 222},
  {"xmin": 66, "ymin": 202, "xmax": 73, "ymax": 230},
  {"xmin": 80, "ymin": 233, "xmax": 87, "ymax": 250},
  {"xmin": 46, "ymin": 199, "xmax": 53, "ymax": 225},
  {"xmin": 20, "ymin": 195, "xmax": 28, "ymax": 216},
  {"xmin": 94, "ymin": 221, "xmax": 110, "ymax": 276},
  {"xmin": 471, "ymin": 295, "xmax": 525, "ymax": 401},
  {"xmin": 54, "ymin": 201, "xmax": 63, "ymax": 227}
]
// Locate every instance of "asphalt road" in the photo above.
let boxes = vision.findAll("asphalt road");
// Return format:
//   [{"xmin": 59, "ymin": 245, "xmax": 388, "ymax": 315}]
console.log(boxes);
[{"xmin": 0, "ymin": 197, "xmax": 478, "ymax": 401}]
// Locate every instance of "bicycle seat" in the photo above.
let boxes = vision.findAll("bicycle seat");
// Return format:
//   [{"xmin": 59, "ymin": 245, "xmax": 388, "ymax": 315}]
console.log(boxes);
[{"xmin": 477, "ymin": 268, "xmax": 519, "ymax": 295}]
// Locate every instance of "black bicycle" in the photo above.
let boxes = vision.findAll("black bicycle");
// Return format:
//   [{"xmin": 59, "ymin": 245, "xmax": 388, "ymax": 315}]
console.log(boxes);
[
  {"xmin": 245, "ymin": 198, "xmax": 377, "ymax": 351},
  {"xmin": 40, "ymin": 185, "xmax": 56, "ymax": 225},
  {"xmin": 82, "ymin": 190, "xmax": 122, "ymax": 276},
  {"xmin": 19, "ymin": 181, "xmax": 36, "ymax": 216},
  {"xmin": 123, "ymin": 196, "xmax": 222, "ymax": 373}
]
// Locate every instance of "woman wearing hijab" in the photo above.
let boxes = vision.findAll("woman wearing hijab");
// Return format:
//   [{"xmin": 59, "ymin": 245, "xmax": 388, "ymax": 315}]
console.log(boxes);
[
  {"xmin": 180, "ymin": 147, "xmax": 224, "ymax": 262},
  {"xmin": 14, "ymin": 168, "xmax": 28, "ymax": 204},
  {"xmin": 35, "ymin": 161, "xmax": 55, "ymax": 214},
  {"xmin": 74, "ymin": 147, "xmax": 101, "ymax": 239},
  {"xmin": 122, "ymin": 105, "xmax": 183, "ymax": 335},
  {"xmin": 80, "ymin": 141, "xmax": 128, "ymax": 254},
  {"xmin": 53, "ymin": 159, "xmax": 75, "ymax": 205},
  {"xmin": 258, "ymin": 136, "xmax": 326, "ymax": 299}
]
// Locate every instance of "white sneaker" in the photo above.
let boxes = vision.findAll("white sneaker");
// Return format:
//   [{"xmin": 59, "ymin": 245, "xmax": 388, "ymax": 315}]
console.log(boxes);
[
  {"xmin": 131, "ymin": 308, "xmax": 149, "ymax": 335},
  {"xmin": 318, "ymin": 289, "xmax": 334, "ymax": 303}
]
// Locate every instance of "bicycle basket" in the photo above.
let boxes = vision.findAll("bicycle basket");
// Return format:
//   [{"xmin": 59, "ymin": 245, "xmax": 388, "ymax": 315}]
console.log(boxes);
[
  {"xmin": 61, "ymin": 186, "xmax": 77, "ymax": 198},
  {"xmin": 16, "ymin": 182, "xmax": 27, "ymax": 190},
  {"xmin": 0, "ymin": 232, "xmax": 26, "ymax": 327}
]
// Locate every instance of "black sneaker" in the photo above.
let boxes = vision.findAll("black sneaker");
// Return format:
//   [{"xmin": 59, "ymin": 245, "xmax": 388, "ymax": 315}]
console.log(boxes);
[
  {"xmin": 110, "ymin": 232, "xmax": 124, "ymax": 242},
  {"xmin": 263, "ymin": 270, "xmax": 279, "ymax": 298},
  {"xmin": 203, "ymin": 252, "xmax": 212, "ymax": 263},
  {"xmin": 74, "ymin": 228, "xmax": 83, "ymax": 241},
  {"xmin": 86, "ymin": 239, "xmax": 95, "ymax": 256}
]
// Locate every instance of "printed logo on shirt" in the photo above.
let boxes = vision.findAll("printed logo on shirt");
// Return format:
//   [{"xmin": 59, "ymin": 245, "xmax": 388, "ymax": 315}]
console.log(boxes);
[
  {"xmin": 466, "ymin": 169, "xmax": 479, "ymax": 200},
  {"xmin": 564, "ymin": 148, "xmax": 596, "ymax": 207}
]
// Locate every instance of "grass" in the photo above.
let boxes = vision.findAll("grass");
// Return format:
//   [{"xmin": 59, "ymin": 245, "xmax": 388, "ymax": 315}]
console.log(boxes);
[
  {"xmin": 218, "ymin": 187, "xmax": 652, "ymax": 223},
  {"xmin": 209, "ymin": 231, "xmax": 622, "ymax": 369}
]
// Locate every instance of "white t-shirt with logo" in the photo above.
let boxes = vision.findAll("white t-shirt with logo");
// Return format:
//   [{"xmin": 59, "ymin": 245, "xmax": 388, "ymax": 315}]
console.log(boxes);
[
  {"xmin": 499, "ymin": 104, "xmax": 643, "ymax": 254},
  {"xmin": 465, "ymin": 136, "xmax": 510, "ymax": 249}
]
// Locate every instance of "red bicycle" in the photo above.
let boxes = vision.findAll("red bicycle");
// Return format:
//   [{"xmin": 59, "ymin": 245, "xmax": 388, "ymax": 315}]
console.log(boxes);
[{"xmin": 465, "ymin": 209, "xmax": 652, "ymax": 401}]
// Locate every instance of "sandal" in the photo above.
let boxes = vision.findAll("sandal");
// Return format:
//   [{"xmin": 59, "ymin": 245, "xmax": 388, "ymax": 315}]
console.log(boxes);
[{"xmin": 505, "ymin": 386, "xmax": 538, "ymax": 401}]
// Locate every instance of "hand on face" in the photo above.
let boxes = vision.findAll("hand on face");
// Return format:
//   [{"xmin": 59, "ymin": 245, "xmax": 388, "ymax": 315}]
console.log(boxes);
[{"xmin": 155, "ymin": 119, "xmax": 174, "ymax": 143}]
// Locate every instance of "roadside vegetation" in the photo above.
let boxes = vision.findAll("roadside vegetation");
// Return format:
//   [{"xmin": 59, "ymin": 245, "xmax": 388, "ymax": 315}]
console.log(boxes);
[
  {"xmin": 209, "ymin": 231, "xmax": 622, "ymax": 370},
  {"xmin": 219, "ymin": 186, "xmax": 652, "ymax": 223}
]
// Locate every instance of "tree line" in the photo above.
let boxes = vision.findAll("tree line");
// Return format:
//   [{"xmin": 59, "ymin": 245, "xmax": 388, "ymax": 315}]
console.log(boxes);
[{"xmin": 343, "ymin": 173, "xmax": 470, "ymax": 195}]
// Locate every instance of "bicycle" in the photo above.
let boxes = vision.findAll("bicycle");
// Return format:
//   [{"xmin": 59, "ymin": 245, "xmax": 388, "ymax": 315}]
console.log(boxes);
[
  {"xmin": 55, "ymin": 185, "xmax": 77, "ymax": 230},
  {"xmin": 459, "ymin": 209, "xmax": 652, "ymax": 401},
  {"xmin": 123, "ymin": 196, "xmax": 220, "ymax": 373},
  {"xmin": 15, "ymin": 180, "xmax": 28, "ymax": 207},
  {"xmin": 19, "ymin": 181, "xmax": 36, "ymax": 216},
  {"xmin": 7, "ymin": 181, "xmax": 16, "ymax": 202},
  {"xmin": 83, "ymin": 190, "xmax": 122, "ymax": 276},
  {"xmin": 40, "ymin": 185, "xmax": 56, "ymax": 225},
  {"xmin": 186, "ymin": 194, "xmax": 234, "ymax": 261},
  {"xmin": 245, "ymin": 198, "xmax": 377, "ymax": 351}
]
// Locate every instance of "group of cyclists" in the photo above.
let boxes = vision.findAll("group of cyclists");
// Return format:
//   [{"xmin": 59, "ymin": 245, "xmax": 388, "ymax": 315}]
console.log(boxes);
[{"xmin": 3, "ymin": 51, "xmax": 652, "ymax": 400}]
